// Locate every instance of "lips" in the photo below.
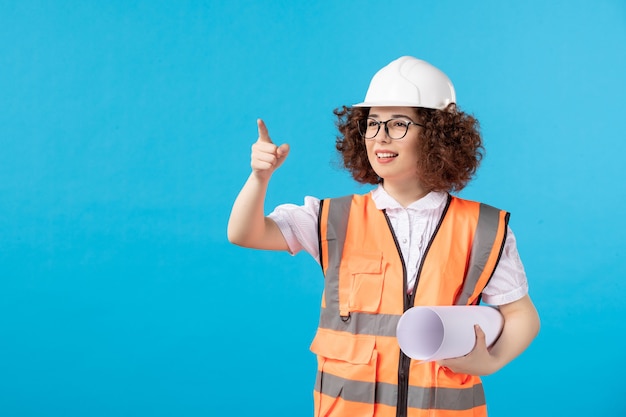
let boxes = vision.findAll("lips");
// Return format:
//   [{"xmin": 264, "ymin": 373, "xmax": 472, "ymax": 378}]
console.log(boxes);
[{"xmin": 376, "ymin": 152, "xmax": 398, "ymax": 159}]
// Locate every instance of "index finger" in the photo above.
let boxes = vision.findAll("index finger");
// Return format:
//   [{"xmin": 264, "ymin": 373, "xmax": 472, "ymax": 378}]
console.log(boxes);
[{"xmin": 257, "ymin": 119, "xmax": 273, "ymax": 144}]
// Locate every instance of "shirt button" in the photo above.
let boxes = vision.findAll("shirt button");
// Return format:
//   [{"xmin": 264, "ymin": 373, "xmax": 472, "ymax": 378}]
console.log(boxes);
[{"xmin": 402, "ymin": 238, "xmax": 408, "ymax": 244}]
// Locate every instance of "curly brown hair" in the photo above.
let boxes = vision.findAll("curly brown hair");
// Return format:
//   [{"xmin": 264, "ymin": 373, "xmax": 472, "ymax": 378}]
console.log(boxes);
[{"xmin": 334, "ymin": 104, "xmax": 484, "ymax": 193}]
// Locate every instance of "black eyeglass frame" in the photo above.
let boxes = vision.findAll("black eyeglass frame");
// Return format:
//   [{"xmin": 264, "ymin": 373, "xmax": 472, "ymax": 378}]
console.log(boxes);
[{"xmin": 358, "ymin": 118, "xmax": 424, "ymax": 140}]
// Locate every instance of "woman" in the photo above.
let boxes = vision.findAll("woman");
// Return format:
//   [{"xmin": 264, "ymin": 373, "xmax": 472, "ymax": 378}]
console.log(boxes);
[{"xmin": 228, "ymin": 56, "xmax": 540, "ymax": 417}]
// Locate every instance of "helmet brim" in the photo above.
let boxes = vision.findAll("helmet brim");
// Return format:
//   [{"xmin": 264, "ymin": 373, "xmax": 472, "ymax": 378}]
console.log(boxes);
[{"xmin": 352, "ymin": 100, "xmax": 454, "ymax": 110}]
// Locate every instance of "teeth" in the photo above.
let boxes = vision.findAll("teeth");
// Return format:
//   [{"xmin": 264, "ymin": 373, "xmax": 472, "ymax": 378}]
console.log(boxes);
[{"xmin": 377, "ymin": 152, "xmax": 398, "ymax": 158}]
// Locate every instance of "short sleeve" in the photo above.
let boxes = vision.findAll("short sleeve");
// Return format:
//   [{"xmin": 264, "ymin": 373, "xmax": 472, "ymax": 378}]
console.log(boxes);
[
  {"xmin": 481, "ymin": 227, "xmax": 529, "ymax": 306},
  {"xmin": 267, "ymin": 196, "xmax": 321, "ymax": 263}
]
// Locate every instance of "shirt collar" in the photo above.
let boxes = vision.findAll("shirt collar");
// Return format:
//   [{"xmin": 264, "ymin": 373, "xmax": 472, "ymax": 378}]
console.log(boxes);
[{"xmin": 371, "ymin": 184, "xmax": 448, "ymax": 211}]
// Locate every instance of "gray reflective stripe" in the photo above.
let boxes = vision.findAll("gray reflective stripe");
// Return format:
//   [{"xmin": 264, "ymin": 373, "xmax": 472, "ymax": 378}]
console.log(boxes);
[
  {"xmin": 322, "ymin": 196, "xmax": 353, "ymax": 314},
  {"xmin": 315, "ymin": 371, "xmax": 380, "ymax": 404},
  {"xmin": 319, "ymin": 307, "xmax": 401, "ymax": 336},
  {"xmin": 315, "ymin": 372, "xmax": 396, "ymax": 406},
  {"xmin": 407, "ymin": 383, "xmax": 486, "ymax": 410},
  {"xmin": 315, "ymin": 371, "xmax": 485, "ymax": 410},
  {"xmin": 456, "ymin": 203, "xmax": 508, "ymax": 306}
]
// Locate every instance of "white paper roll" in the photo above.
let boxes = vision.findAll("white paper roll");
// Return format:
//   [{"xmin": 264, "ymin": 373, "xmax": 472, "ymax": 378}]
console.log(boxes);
[{"xmin": 396, "ymin": 306, "xmax": 504, "ymax": 362}]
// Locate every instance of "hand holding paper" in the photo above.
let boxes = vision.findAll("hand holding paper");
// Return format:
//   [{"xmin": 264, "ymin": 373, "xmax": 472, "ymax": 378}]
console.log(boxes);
[{"xmin": 396, "ymin": 306, "xmax": 504, "ymax": 362}]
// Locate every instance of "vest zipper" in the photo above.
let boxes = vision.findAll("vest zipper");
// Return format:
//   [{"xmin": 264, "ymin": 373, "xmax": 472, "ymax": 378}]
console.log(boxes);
[
  {"xmin": 382, "ymin": 210, "xmax": 410, "ymax": 417},
  {"xmin": 384, "ymin": 196, "xmax": 452, "ymax": 417}
]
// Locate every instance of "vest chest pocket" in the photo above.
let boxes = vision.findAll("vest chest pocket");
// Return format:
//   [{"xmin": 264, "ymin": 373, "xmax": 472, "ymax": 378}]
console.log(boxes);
[{"xmin": 341, "ymin": 251, "xmax": 384, "ymax": 314}]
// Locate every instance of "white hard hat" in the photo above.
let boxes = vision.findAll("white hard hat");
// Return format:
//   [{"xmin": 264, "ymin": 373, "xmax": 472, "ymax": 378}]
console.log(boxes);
[{"xmin": 353, "ymin": 56, "xmax": 456, "ymax": 110}]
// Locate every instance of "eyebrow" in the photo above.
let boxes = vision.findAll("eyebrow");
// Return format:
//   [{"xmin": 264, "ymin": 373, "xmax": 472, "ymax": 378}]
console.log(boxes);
[{"xmin": 369, "ymin": 113, "xmax": 416, "ymax": 121}]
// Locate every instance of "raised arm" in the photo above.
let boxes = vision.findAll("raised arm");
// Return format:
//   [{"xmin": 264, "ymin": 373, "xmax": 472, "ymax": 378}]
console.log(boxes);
[
  {"xmin": 438, "ymin": 294, "xmax": 540, "ymax": 376},
  {"xmin": 227, "ymin": 119, "xmax": 291, "ymax": 251}
]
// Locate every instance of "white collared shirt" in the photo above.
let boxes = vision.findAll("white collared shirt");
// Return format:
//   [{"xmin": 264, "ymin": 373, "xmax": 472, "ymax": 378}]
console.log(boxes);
[{"xmin": 268, "ymin": 185, "xmax": 528, "ymax": 305}]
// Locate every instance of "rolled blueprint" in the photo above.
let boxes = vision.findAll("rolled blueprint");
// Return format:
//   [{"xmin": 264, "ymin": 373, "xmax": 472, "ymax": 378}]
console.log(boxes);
[{"xmin": 396, "ymin": 306, "xmax": 504, "ymax": 362}]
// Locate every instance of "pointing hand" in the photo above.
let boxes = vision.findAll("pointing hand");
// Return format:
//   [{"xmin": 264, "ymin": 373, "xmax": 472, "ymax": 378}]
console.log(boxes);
[{"xmin": 251, "ymin": 119, "xmax": 290, "ymax": 180}]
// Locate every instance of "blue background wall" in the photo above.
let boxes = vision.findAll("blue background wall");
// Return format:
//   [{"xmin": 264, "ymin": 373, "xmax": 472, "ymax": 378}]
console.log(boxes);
[{"xmin": 1, "ymin": 1, "xmax": 625, "ymax": 415}]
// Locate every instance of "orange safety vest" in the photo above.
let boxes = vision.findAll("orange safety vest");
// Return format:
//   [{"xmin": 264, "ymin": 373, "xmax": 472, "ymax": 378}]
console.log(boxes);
[{"xmin": 310, "ymin": 193, "xmax": 509, "ymax": 417}]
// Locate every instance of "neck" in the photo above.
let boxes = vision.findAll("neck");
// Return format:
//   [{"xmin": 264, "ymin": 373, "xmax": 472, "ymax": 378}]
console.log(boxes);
[{"xmin": 381, "ymin": 180, "xmax": 430, "ymax": 207}]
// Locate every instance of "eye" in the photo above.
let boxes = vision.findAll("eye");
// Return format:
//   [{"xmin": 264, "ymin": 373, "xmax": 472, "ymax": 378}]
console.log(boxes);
[
  {"xmin": 390, "ymin": 119, "xmax": 408, "ymax": 128},
  {"xmin": 367, "ymin": 119, "xmax": 380, "ymax": 127}
]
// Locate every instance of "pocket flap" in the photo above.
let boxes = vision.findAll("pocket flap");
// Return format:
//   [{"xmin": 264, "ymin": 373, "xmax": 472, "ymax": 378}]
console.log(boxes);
[
  {"xmin": 345, "ymin": 251, "xmax": 382, "ymax": 274},
  {"xmin": 310, "ymin": 328, "xmax": 375, "ymax": 364}
]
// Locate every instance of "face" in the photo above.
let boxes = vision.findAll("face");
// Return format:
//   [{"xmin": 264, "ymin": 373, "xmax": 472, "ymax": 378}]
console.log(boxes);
[{"xmin": 364, "ymin": 106, "xmax": 422, "ymax": 186}]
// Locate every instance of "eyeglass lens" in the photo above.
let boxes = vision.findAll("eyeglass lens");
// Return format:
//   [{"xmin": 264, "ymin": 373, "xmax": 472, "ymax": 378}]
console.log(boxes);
[{"xmin": 359, "ymin": 118, "xmax": 412, "ymax": 140}]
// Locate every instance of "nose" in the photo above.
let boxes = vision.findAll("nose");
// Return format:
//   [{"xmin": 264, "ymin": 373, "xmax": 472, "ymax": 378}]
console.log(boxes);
[{"xmin": 374, "ymin": 124, "xmax": 392, "ymax": 143}]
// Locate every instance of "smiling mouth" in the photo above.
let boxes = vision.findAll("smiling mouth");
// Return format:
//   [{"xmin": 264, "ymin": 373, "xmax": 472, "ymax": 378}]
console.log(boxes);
[{"xmin": 376, "ymin": 152, "xmax": 398, "ymax": 159}]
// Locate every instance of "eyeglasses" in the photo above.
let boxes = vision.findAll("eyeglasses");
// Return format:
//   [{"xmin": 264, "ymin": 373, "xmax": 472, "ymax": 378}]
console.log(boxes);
[{"xmin": 357, "ymin": 118, "xmax": 423, "ymax": 140}]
